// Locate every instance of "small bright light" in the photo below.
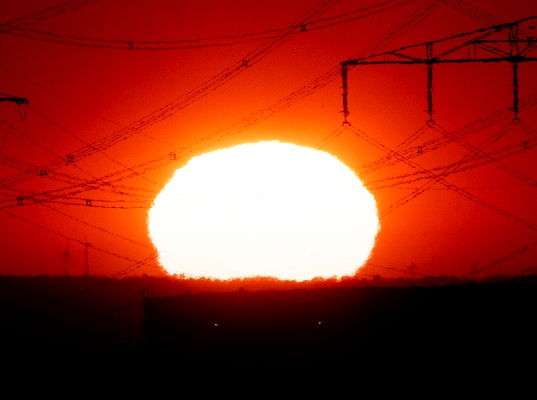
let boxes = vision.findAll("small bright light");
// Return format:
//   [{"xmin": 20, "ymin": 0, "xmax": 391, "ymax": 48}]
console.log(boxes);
[{"xmin": 148, "ymin": 141, "xmax": 379, "ymax": 281}]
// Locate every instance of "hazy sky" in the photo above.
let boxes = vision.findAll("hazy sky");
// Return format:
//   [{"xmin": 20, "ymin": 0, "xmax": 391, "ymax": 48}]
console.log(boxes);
[{"xmin": 1, "ymin": 0, "xmax": 537, "ymax": 279}]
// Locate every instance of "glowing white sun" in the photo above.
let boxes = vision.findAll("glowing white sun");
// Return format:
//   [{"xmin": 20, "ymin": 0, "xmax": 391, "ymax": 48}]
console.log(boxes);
[{"xmin": 148, "ymin": 141, "xmax": 379, "ymax": 281}]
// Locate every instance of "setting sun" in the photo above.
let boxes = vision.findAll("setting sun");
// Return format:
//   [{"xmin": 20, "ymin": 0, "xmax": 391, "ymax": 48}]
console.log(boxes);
[{"xmin": 148, "ymin": 141, "xmax": 379, "ymax": 280}]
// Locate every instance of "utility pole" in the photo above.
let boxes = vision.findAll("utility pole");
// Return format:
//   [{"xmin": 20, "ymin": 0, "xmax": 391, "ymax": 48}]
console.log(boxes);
[{"xmin": 341, "ymin": 17, "xmax": 537, "ymax": 124}]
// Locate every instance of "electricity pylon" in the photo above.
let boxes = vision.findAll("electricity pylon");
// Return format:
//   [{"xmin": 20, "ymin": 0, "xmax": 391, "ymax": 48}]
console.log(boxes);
[{"xmin": 341, "ymin": 16, "xmax": 537, "ymax": 124}]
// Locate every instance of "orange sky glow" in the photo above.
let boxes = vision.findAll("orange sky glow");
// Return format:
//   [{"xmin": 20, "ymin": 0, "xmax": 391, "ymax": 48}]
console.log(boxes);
[{"xmin": 1, "ymin": 0, "xmax": 537, "ymax": 282}]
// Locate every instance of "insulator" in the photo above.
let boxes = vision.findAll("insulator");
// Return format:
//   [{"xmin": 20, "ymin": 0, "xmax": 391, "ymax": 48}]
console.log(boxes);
[{"xmin": 341, "ymin": 65, "xmax": 349, "ymax": 123}]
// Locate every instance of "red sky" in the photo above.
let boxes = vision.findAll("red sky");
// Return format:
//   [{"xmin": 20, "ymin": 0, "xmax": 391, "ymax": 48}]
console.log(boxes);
[{"xmin": 1, "ymin": 0, "xmax": 537, "ymax": 279}]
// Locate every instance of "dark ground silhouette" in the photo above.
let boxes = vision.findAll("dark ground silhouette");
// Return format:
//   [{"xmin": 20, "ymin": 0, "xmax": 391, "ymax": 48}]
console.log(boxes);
[
  {"xmin": 145, "ymin": 279, "xmax": 537, "ymax": 362},
  {"xmin": 1, "ymin": 274, "xmax": 536, "ymax": 374}
]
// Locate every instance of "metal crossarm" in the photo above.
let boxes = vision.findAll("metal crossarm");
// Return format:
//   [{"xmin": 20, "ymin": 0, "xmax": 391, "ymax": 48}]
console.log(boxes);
[
  {"xmin": 341, "ymin": 16, "xmax": 537, "ymax": 123},
  {"xmin": 0, "ymin": 96, "xmax": 28, "ymax": 105}
]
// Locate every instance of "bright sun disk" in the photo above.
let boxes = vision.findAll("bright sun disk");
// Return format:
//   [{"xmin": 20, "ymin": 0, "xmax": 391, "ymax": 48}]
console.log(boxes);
[{"xmin": 148, "ymin": 141, "xmax": 379, "ymax": 281}]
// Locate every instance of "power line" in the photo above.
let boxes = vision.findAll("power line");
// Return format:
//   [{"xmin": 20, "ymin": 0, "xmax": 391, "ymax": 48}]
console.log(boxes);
[
  {"xmin": 0, "ymin": 0, "xmax": 418, "ymax": 51},
  {"xmin": 0, "ymin": 0, "xmax": 341, "ymax": 194},
  {"xmin": 346, "ymin": 123, "xmax": 537, "ymax": 231},
  {"xmin": 0, "ymin": 0, "xmax": 98, "ymax": 29},
  {"xmin": 0, "ymin": 0, "xmax": 438, "ymax": 213}
]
